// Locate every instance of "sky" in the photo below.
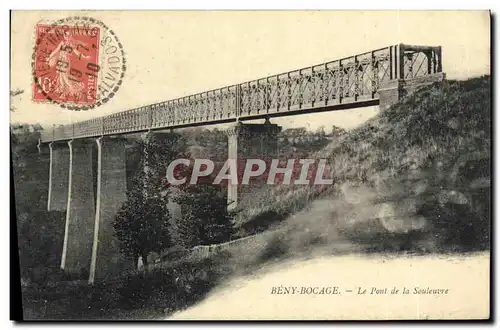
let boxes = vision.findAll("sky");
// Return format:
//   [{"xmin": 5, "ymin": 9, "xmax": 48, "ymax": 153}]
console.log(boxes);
[{"xmin": 10, "ymin": 10, "xmax": 490, "ymax": 131}]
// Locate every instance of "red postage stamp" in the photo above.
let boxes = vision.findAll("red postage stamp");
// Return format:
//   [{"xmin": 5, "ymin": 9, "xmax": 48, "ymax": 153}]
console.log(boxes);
[{"xmin": 33, "ymin": 23, "xmax": 101, "ymax": 106}]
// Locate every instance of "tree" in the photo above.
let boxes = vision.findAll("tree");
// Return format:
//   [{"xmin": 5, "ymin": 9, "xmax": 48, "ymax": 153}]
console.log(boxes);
[
  {"xmin": 173, "ymin": 182, "xmax": 233, "ymax": 248},
  {"xmin": 11, "ymin": 122, "xmax": 65, "ymax": 283},
  {"xmin": 331, "ymin": 125, "xmax": 346, "ymax": 137},
  {"xmin": 114, "ymin": 171, "xmax": 172, "ymax": 270},
  {"xmin": 142, "ymin": 131, "xmax": 187, "ymax": 185},
  {"xmin": 10, "ymin": 89, "xmax": 24, "ymax": 112},
  {"xmin": 316, "ymin": 125, "xmax": 326, "ymax": 139},
  {"xmin": 114, "ymin": 131, "xmax": 187, "ymax": 269},
  {"xmin": 11, "ymin": 123, "xmax": 46, "ymax": 210}
]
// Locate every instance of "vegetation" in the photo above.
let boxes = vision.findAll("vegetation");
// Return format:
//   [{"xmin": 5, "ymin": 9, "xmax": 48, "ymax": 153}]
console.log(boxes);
[
  {"xmin": 11, "ymin": 123, "xmax": 67, "ymax": 284},
  {"xmin": 21, "ymin": 253, "xmax": 232, "ymax": 320},
  {"xmin": 173, "ymin": 183, "xmax": 233, "ymax": 248},
  {"xmin": 10, "ymin": 88, "xmax": 24, "ymax": 112},
  {"xmin": 236, "ymin": 76, "xmax": 491, "ymax": 251},
  {"xmin": 13, "ymin": 76, "xmax": 491, "ymax": 319},
  {"xmin": 114, "ymin": 171, "xmax": 172, "ymax": 270}
]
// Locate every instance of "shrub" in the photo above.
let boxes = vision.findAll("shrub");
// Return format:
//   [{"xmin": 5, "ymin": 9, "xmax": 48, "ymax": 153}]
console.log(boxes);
[
  {"xmin": 114, "ymin": 172, "xmax": 172, "ymax": 269},
  {"xmin": 174, "ymin": 184, "xmax": 234, "ymax": 248}
]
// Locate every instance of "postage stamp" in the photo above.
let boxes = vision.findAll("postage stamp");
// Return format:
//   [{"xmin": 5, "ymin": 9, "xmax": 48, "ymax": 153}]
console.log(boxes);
[{"xmin": 31, "ymin": 16, "xmax": 126, "ymax": 111}]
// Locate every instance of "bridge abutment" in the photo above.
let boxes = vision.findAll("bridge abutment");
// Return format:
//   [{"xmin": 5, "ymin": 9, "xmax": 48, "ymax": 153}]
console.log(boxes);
[
  {"xmin": 89, "ymin": 137, "xmax": 132, "ymax": 284},
  {"xmin": 61, "ymin": 140, "xmax": 95, "ymax": 278},
  {"xmin": 47, "ymin": 142, "xmax": 70, "ymax": 211},
  {"xmin": 226, "ymin": 120, "xmax": 282, "ymax": 210},
  {"xmin": 378, "ymin": 72, "xmax": 446, "ymax": 111}
]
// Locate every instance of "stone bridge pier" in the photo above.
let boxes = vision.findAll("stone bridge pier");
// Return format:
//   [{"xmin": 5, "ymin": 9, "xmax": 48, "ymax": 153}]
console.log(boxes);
[
  {"xmin": 60, "ymin": 140, "xmax": 95, "ymax": 277},
  {"xmin": 89, "ymin": 137, "xmax": 131, "ymax": 284},
  {"xmin": 47, "ymin": 141, "xmax": 70, "ymax": 211},
  {"xmin": 45, "ymin": 137, "xmax": 134, "ymax": 283},
  {"xmin": 226, "ymin": 120, "xmax": 282, "ymax": 210},
  {"xmin": 44, "ymin": 131, "xmax": 187, "ymax": 283}
]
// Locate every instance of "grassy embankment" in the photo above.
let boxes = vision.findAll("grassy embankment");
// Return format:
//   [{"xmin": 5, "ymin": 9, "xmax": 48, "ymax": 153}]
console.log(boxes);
[{"xmin": 22, "ymin": 76, "xmax": 490, "ymax": 320}]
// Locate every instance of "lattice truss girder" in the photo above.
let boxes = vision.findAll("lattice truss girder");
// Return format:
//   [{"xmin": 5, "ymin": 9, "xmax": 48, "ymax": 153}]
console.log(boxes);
[
  {"xmin": 41, "ymin": 45, "xmax": 442, "ymax": 142},
  {"xmin": 239, "ymin": 50, "xmax": 393, "ymax": 113},
  {"xmin": 402, "ymin": 49, "xmax": 437, "ymax": 79}
]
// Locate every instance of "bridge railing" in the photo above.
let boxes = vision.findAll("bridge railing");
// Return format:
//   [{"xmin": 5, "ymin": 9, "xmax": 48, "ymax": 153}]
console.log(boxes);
[{"xmin": 40, "ymin": 43, "xmax": 442, "ymax": 142}]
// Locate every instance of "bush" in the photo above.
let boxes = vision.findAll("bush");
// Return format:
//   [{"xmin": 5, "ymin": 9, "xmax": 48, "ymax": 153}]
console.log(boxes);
[
  {"xmin": 114, "ymin": 171, "xmax": 172, "ymax": 268},
  {"xmin": 258, "ymin": 232, "xmax": 289, "ymax": 262},
  {"xmin": 17, "ymin": 210, "xmax": 66, "ymax": 282},
  {"xmin": 173, "ymin": 184, "xmax": 234, "ymax": 248}
]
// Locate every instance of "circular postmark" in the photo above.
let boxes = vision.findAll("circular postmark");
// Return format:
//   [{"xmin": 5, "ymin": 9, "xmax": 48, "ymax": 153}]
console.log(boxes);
[{"xmin": 31, "ymin": 16, "xmax": 126, "ymax": 111}]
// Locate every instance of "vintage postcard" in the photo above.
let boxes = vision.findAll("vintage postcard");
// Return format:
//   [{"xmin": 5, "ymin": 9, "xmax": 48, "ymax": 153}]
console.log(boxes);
[{"xmin": 10, "ymin": 10, "xmax": 491, "ymax": 320}]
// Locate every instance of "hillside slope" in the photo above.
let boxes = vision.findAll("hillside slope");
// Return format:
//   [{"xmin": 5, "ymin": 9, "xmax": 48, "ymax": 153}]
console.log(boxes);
[{"xmin": 236, "ymin": 76, "xmax": 491, "ymax": 252}]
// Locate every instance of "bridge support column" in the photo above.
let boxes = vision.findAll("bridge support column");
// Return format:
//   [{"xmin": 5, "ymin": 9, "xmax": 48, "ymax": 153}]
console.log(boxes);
[
  {"xmin": 47, "ymin": 142, "xmax": 70, "ymax": 211},
  {"xmin": 61, "ymin": 140, "xmax": 95, "ymax": 278},
  {"xmin": 89, "ymin": 137, "xmax": 132, "ymax": 284},
  {"xmin": 226, "ymin": 120, "xmax": 282, "ymax": 210},
  {"xmin": 378, "ymin": 72, "xmax": 446, "ymax": 111}
]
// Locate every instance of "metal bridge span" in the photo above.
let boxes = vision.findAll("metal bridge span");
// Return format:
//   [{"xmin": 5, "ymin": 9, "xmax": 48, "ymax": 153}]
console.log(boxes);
[{"xmin": 40, "ymin": 43, "xmax": 442, "ymax": 143}]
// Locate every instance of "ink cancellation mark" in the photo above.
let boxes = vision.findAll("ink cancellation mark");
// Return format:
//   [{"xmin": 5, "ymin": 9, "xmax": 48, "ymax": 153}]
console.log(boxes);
[{"xmin": 32, "ymin": 16, "xmax": 126, "ymax": 111}]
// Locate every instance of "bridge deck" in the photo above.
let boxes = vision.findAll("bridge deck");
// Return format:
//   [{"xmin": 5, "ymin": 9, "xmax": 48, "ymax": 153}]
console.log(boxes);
[{"xmin": 40, "ymin": 43, "xmax": 442, "ymax": 142}]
